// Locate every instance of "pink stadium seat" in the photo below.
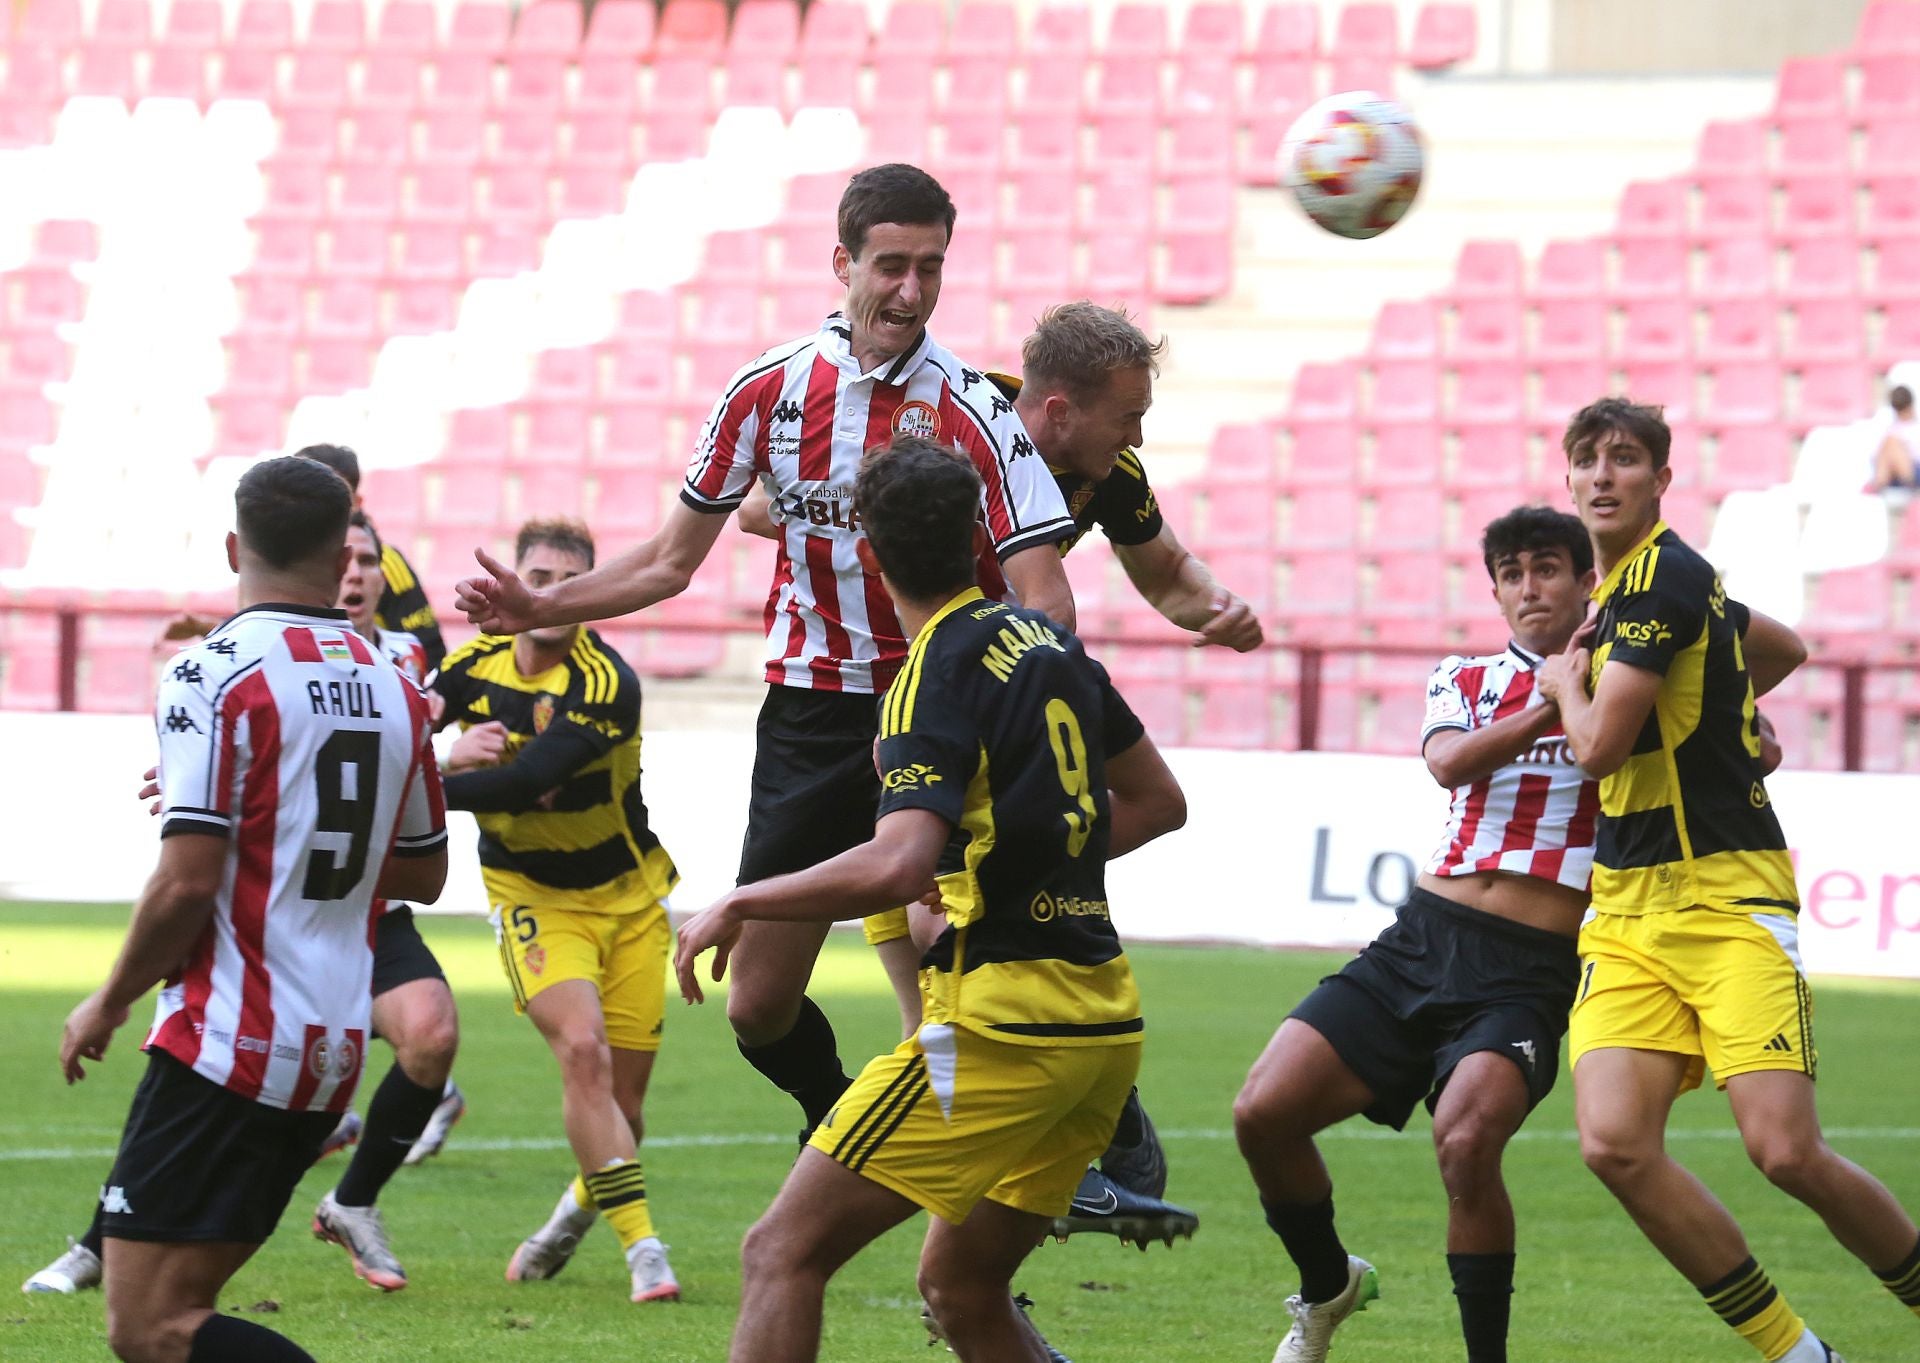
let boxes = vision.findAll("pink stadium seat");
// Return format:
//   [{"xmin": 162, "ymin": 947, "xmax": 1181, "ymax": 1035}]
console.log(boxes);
[
  {"xmin": 306, "ymin": 0, "xmax": 365, "ymax": 53},
  {"xmin": 1368, "ymin": 359, "xmax": 1440, "ymax": 425},
  {"xmin": 424, "ymin": 54, "xmax": 492, "ymax": 111},
  {"xmin": 596, "ymin": 403, "xmax": 672, "ymax": 471},
  {"xmin": 1614, "ymin": 179, "xmax": 1688, "ymax": 240},
  {"xmin": 1243, "ymin": 58, "xmax": 1318, "ymax": 184},
  {"xmin": 1449, "ymin": 363, "xmax": 1527, "ymax": 427},
  {"xmin": 1617, "ymin": 298, "xmax": 1692, "ymax": 363},
  {"xmin": 1163, "ymin": 177, "xmax": 1235, "ymax": 235},
  {"xmin": 1701, "ymin": 361, "xmax": 1784, "ymax": 427},
  {"xmin": 373, "ymin": 1, "xmax": 438, "ymax": 53},
  {"xmin": 702, "ymin": 229, "xmax": 764, "ymax": 285},
  {"xmin": 1090, "ymin": 112, "xmax": 1160, "ymax": 177},
  {"xmin": 29, "ymin": 220, "xmax": 98, "ymax": 270},
  {"xmin": 1290, "ymin": 361, "xmax": 1359, "ymax": 424},
  {"xmin": 1207, "ymin": 423, "xmax": 1278, "ymax": 482},
  {"xmin": 723, "ymin": 56, "xmax": 786, "ymax": 109},
  {"xmin": 1200, "ymin": 486, "xmax": 1276, "ymax": 549},
  {"xmin": 308, "ymin": 280, "xmax": 379, "ymax": 339},
  {"xmin": 1253, "ymin": 3, "xmax": 1319, "ymax": 61},
  {"xmin": 208, "ymin": 397, "xmax": 284, "ymax": 458},
  {"xmin": 1860, "ymin": 55, "xmax": 1920, "ymax": 124},
  {"xmin": 231, "ymin": 0, "xmax": 294, "ymax": 49},
  {"xmin": 1451, "ymin": 240, "xmax": 1523, "ymax": 300},
  {"xmin": 931, "ymin": 287, "xmax": 991, "ymax": 356},
  {"xmin": 1807, "ymin": 564, "xmax": 1893, "ymax": 636},
  {"xmin": 877, "ymin": 0, "xmax": 946, "ymax": 58},
  {"xmin": 282, "ymin": 50, "xmax": 352, "ymax": 111},
  {"xmin": 511, "ymin": 0, "xmax": 582, "ymax": 54},
  {"xmin": 394, "ymin": 223, "xmax": 466, "ymax": 283},
  {"xmin": 1363, "ymin": 551, "xmax": 1446, "ymax": 625},
  {"xmin": 1281, "ymin": 550, "xmax": 1361, "ymax": 630},
  {"xmin": 225, "ymin": 336, "xmax": 295, "ymax": 400},
  {"xmin": 234, "ymin": 278, "xmax": 304, "ymax": 339},
  {"xmin": 1864, "ymin": 117, "xmax": 1920, "ymax": 181},
  {"xmin": 870, "ymin": 53, "xmax": 936, "ymax": 115},
  {"xmin": 1368, "ymin": 422, "xmax": 1443, "ymax": 485},
  {"xmin": 1783, "ymin": 298, "xmax": 1865, "ymax": 364},
  {"xmin": 78, "ymin": 643, "xmax": 158, "ymax": 715},
  {"xmin": 1107, "ymin": 3, "xmax": 1169, "ymax": 59},
  {"xmin": 1874, "ymin": 237, "xmax": 1920, "ymax": 302},
  {"xmin": 1450, "ymin": 298, "xmax": 1524, "ymax": 360},
  {"xmin": 144, "ymin": 46, "xmax": 209, "ymax": 101},
  {"xmin": 217, "ymin": 49, "xmax": 279, "ymax": 101},
  {"xmin": 1409, "ymin": 3, "xmax": 1475, "ymax": 68},
  {"xmin": 277, "ymin": 106, "xmax": 341, "ymax": 163},
  {"xmin": 1696, "ymin": 237, "xmax": 1773, "ymax": 301},
  {"xmin": 1332, "ymin": 3, "xmax": 1398, "ymax": 60},
  {"xmin": 410, "ymin": 165, "xmax": 476, "ymax": 223},
  {"xmin": 555, "ymin": 166, "xmax": 628, "ymax": 218},
  {"xmin": 472, "ymin": 221, "xmax": 543, "ymax": 275},
  {"xmin": 1182, "ymin": 2, "xmax": 1245, "ymax": 59},
  {"xmin": 650, "ymin": 57, "xmax": 716, "ymax": 116},
  {"xmin": 1865, "ymin": 175, "xmax": 1920, "ymax": 242},
  {"xmin": 731, "ymin": 0, "xmax": 801, "ymax": 59},
  {"xmin": 1084, "ymin": 231, "xmax": 1153, "ymax": 305},
  {"xmin": 1, "ymin": 333, "xmax": 72, "ymax": 391},
  {"xmin": 951, "ymin": 1, "xmax": 1019, "ymax": 61},
  {"xmin": 1694, "ymin": 177, "xmax": 1771, "ymax": 243},
  {"xmin": 421, "ymin": 107, "xmax": 487, "ymax": 166},
  {"xmin": 0, "ymin": 48, "xmax": 64, "ymax": 106},
  {"xmin": 93, "ymin": 0, "xmax": 151, "ymax": 47},
  {"xmin": 799, "ymin": 0, "xmax": 867, "ymax": 59},
  {"xmin": 579, "ymin": 1, "xmax": 652, "ymax": 58},
  {"xmin": 1368, "ymin": 299, "xmax": 1440, "ymax": 359},
  {"xmin": 1534, "ymin": 358, "xmax": 1612, "ymax": 428},
  {"xmin": 355, "ymin": 54, "xmax": 421, "ymax": 111},
  {"xmin": 1452, "ymin": 422, "xmax": 1529, "ymax": 487},
  {"xmin": 1614, "ymin": 238, "xmax": 1693, "ymax": 300},
  {"xmin": 1705, "ymin": 425, "xmax": 1792, "ymax": 493},
  {"xmin": 72, "ymin": 46, "xmax": 138, "ymax": 98},
  {"xmin": 1777, "ymin": 174, "xmax": 1859, "ymax": 242},
  {"xmin": 164, "ymin": 0, "xmax": 223, "ymax": 47},
  {"xmin": 436, "ymin": 464, "xmax": 512, "ymax": 531},
  {"xmin": 1282, "ymin": 422, "xmax": 1361, "ymax": 486},
  {"xmin": 250, "ymin": 160, "xmax": 322, "ymax": 229},
  {"xmin": 1028, "ymin": 3, "xmax": 1092, "ymax": 59},
  {"xmin": 1328, "ymin": 56, "xmax": 1396, "ymax": 99},
  {"xmin": 1286, "ymin": 486, "xmax": 1360, "ymax": 548},
  {"xmin": 1188, "ymin": 684, "xmax": 1274, "ymax": 750},
  {"xmin": 1874, "ymin": 292, "xmax": 1920, "ymax": 363},
  {"xmin": 1365, "ymin": 486, "xmax": 1444, "ymax": 550},
  {"xmin": 795, "ymin": 54, "xmax": 860, "ymax": 109},
  {"xmin": 1699, "ymin": 299, "xmax": 1776, "ymax": 363},
  {"xmin": 943, "ymin": 56, "xmax": 1011, "ymax": 118},
  {"xmin": 1171, "ymin": 54, "xmax": 1238, "ymax": 119},
  {"xmin": 1781, "ymin": 237, "xmax": 1861, "ymax": 301},
  {"xmin": 503, "ymin": 52, "xmax": 570, "ymax": 106},
  {"xmin": 1856, "ymin": 1, "xmax": 1920, "ymax": 56},
  {"xmin": 567, "ymin": 112, "xmax": 635, "ymax": 171},
  {"xmin": 447, "ymin": 0, "xmax": 512, "ymax": 55},
  {"xmin": 305, "ymin": 337, "xmax": 373, "ymax": 393},
  {"xmin": 604, "ymin": 340, "xmax": 676, "ymax": 405},
  {"xmin": 1620, "ymin": 360, "xmax": 1695, "ymax": 422},
  {"xmin": 324, "ymin": 222, "xmax": 391, "ymax": 280},
  {"xmin": 1532, "ymin": 298, "xmax": 1606, "ymax": 360},
  {"xmin": 1695, "ymin": 118, "xmax": 1768, "ymax": 182},
  {"xmin": 391, "ymin": 281, "xmax": 459, "ymax": 333},
  {"xmin": 1001, "ymin": 229, "xmax": 1074, "ymax": 295},
  {"xmin": 1774, "ymin": 116, "xmax": 1850, "ymax": 178},
  {"xmin": 335, "ymin": 163, "xmax": 402, "ymax": 223},
  {"xmin": 1094, "ymin": 56, "xmax": 1164, "ymax": 119},
  {"xmin": 1772, "ymin": 56, "xmax": 1846, "ymax": 122},
  {"xmin": 1795, "ymin": 361, "xmax": 1874, "ymax": 428},
  {"xmin": 498, "ymin": 106, "xmax": 560, "ymax": 166},
  {"xmin": 1010, "ymin": 115, "xmax": 1079, "ymax": 179},
  {"xmin": 522, "ymin": 406, "xmax": 593, "ymax": 471},
  {"xmin": 1533, "ymin": 239, "xmax": 1608, "ymax": 300}
]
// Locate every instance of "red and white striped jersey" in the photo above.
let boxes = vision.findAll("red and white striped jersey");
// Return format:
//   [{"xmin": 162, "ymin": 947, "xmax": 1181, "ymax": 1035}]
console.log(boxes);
[
  {"xmin": 148, "ymin": 604, "xmax": 447, "ymax": 1112},
  {"xmin": 681, "ymin": 316, "xmax": 1075, "ymax": 694},
  {"xmin": 375, "ymin": 627, "xmax": 429, "ymax": 688},
  {"xmin": 1420, "ymin": 643, "xmax": 1601, "ymax": 892}
]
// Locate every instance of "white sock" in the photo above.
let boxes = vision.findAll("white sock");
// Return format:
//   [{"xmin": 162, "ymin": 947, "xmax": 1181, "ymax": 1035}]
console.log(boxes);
[
  {"xmin": 625, "ymin": 1235, "xmax": 663, "ymax": 1269},
  {"xmin": 1774, "ymin": 1327, "xmax": 1832, "ymax": 1363}
]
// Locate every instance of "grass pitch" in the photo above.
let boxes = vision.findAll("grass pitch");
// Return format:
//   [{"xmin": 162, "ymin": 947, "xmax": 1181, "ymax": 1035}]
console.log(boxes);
[{"xmin": 4, "ymin": 901, "xmax": 1920, "ymax": 1362}]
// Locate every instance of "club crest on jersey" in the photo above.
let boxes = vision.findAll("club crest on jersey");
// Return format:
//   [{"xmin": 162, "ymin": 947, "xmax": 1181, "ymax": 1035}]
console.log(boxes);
[
  {"xmin": 533, "ymin": 693, "xmax": 555, "ymax": 734},
  {"xmin": 525, "ymin": 942, "xmax": 547, "ymax": 976},
  {"xmin": 308, "ymin": 1037, "xmax": 332, "ymax": 1079},
  {"xmin": 334, "ymin": 1037, "xmax": 358, "ymax": 1078},
  {"xmin": 893, "ymin": 400, "xmax": 941, "ymax": 440}
]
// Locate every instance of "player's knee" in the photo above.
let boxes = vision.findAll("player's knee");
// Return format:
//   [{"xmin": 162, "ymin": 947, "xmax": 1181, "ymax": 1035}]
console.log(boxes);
[
  {"xmin": 1745, "ymin": 1133, "xmax": 1826, "ymax": 1196},
  {"xmin": 1433, "ymin": 1113, "xmax": 1507, "ymax": 1191},
  {"xmin": 1232, "ymin": 1075, "xmax": 1298, "ymax": 1143},
  {"xmin": 552, "ymin": 1029, "xmax": 612, "ymax": 1088},
  {"xmin": 724, "ymin": 987, "xmax": 796, "ymax": 1047},
  {"xmin": 1579, "ymin": 1127, "xmax": 1652, "ymax": 1191},
  {"xmin": 740, "ymin": 1211, "xmax": 812, "ymax": 1284},
  {"xmin": 104, "ymin": 1306, "xmax": 184, "ymax": 1363},
  {"xmin": 397, "ymin": 1010, "xmax": 459, "ymax": 1086}
]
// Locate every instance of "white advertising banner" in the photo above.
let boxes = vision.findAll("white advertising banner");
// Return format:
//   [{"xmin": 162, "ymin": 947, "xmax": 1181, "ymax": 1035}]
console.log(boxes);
[{"xmin": 4, "ymin": 713, "xmax": 1916, "ymax": 979}]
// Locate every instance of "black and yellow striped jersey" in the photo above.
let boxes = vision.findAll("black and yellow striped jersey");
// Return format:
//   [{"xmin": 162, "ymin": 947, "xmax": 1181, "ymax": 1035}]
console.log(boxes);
[
  {"xmin": 987, "ymin": 373, "xmax": 1164, "ymax": 556},
  {"xmin": 877, "ymin": 587, "xmax": 1146, "ymax": 1047},
  {"xmin": 434, "ymin": 629, "xmax": 678, "ymax": 915},
  {"xmin": 1587, "ymin": 521, "xmax": 1797, "ymax": 917},
  {"xmin": 375, "ymin": 540, "xmax": 446, "ymax": 669}
]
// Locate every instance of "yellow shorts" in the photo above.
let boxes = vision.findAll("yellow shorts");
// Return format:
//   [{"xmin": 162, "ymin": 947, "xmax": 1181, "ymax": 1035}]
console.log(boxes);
[
  {"xmin": 863, "ymin": 907, "xmax": 910, "ymax": 946},
  {"xmin": 1570, "ymin": 908, "xmax": 1816, "ymax": 1092},
  {"xmin": 492, "ymin": 902, "xmax": 670, "ymax": 1052},
  {"xmin": 808, "ymin": 1023, "xmax": 1139, "ymax": 1225}
]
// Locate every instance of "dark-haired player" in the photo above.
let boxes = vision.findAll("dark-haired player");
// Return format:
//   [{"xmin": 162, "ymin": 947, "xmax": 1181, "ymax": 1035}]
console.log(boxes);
[
  {"xmin": 436, "ymin": 519, "xmax": 683, "ymax": 1304},
  {"xmin": 1537, "ymin": 398, "xmax": 1920, "ymax": 1363},
  {"xmin": 673, "ymin": 436, "xmax": 1186, "ymax": 1363},
  {"xmin": 297, "ymin": 444, "xmax": 446, "ymax": 670},
  {"xmin": 57, "ymin": 455, "xmax": 446, "ymax": 1363},
  {"xmin": 456, "ymin": 165, "xmax": 1078, "ymax": 1147}
]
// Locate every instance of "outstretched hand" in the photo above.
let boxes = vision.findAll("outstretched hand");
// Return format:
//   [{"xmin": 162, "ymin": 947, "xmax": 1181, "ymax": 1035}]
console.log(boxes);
[
  {"xmin": 60, "ymin": 989, "xmax": 127, "ymax": 1084},
  {"xmin": 673, "ymin": 900, "xmax": 744, "ymax": 1005},
  {"xmin": 454, "ymin": 549, "xmax": 543, "ymax": 635},
  {"xmin": 1192, "ymin": 590, "xmax": 1264, "ymax": 652}
]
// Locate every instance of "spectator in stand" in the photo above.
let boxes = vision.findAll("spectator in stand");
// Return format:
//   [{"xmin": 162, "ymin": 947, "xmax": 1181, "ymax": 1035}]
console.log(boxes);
[{"xmin": 1870, "ymin": 386, "xmax": 1920, "ymax": 496}]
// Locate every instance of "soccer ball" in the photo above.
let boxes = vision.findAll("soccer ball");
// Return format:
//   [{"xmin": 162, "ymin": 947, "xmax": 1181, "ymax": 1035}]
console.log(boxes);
[{"xmin": 1280, "ymin": 91, "xmax": 1425, "ymax": 240}]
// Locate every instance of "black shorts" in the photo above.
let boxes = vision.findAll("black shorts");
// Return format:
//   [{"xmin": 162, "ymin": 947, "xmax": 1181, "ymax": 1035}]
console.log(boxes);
[
  {"xmin": 99, "ymin": 1051, "xmax": 339, "ymax": 1244},
  {"xmin": 372, "ymin": 904, "xmax": 447, "ymax": 997},
  {"xmin": 1289, "ymin": 886, "xmax": 1580, "ymax": 1131},
  {"xmin": 737, "ymin": 685, "xmax": 881, "ymax": 884}
]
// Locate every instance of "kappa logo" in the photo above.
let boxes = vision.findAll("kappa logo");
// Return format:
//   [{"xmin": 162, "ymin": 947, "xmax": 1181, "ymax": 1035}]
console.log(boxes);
[
  {"xmin": 1510, "ymin": 1039, "xmax": 1537, "ymax": 1069},
  {"xmin": 988, "ymin": 394, "xmax": 1013, "ymax": 418},
  {"xmin": 206, "ymin": 638, "xmax": 238, "ymax": 657},
  {"xmin": 99, "ymin": 1186, "xmax": 133, "ymax": 1215},
  {"xmin": 163, "ymin": 706, "xmax": 201, "ymax": 734},
  {"xmin": 1010, "ymin": 433, "xmax": 1037, "ymax": 460},
  {"xmin": 769, "ymin": 399, "xmax": 803, "ymax": 425},
  {"xmin": 958, "ymin": 367, "xmax": 983, "ymax": 389},
  {"xmin": 172, "ymin": 660, "xmax": 204, "ymax": 685}
]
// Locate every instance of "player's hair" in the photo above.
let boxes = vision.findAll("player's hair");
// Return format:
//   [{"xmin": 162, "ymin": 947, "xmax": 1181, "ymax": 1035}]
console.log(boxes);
[
  {"xmin": 296, "ymin": 443, "xmax": 361, "ymax": 491},
  {"xmin": 516, "ymin": 517, "xmax": 596, "ymax": 570},
  {"xmin": 1480, "ymin": 506, "xmax": 1594, "ymax": 580},
  {"xmin": 1892, "ymin": 385, "xmax": 1914, "ymax": 415},
  {"xmin": 347, "ymin": 508, "xmax": 382, "ymax": 559},
  {"xmin": 235, "ymin": 454, "xmax": 354, "ymax": 569},
  {"xmin": 1561, "ymin": 397, "xmax": 1672, "ymax": 470},
  {"xmin": 856, "ymin": 437, "xmax": 982, "ymax": 600},
  {"xmin": 837, "ymin": 164, "xmax": 956, "ymax": 258},
  {"xmin": 1021, "ymin": 301, "xmax": 1167, "ymax": 405}
]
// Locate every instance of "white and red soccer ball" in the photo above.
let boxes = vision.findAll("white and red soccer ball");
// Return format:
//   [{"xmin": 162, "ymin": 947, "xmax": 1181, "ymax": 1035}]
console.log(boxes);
[{"xmin": 1280, "ymin": 91, "xmax": 1426, "ymax": 240}]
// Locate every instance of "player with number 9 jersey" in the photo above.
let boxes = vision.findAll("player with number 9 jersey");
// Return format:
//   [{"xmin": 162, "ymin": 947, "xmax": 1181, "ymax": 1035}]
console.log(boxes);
[{"xmin": 151, "ymin": 608, "xmax": 446, "ymax": 1113}]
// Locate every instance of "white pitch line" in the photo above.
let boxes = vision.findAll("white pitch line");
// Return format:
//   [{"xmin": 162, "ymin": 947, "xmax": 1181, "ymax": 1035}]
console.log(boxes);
[{"xmin": 6, "ymin": 1126, "xmax": 1919, "ymax": 1164}]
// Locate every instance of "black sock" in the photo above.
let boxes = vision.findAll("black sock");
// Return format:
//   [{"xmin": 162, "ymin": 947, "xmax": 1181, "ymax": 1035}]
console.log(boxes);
[
  {"xmin": 737, "ymin": 995, "xmax": 852, "ymax": 1129},
  {"xmin": 187, "ymin": 1313, "xmax": 316, "ymax": 1363},
  {"xmin": 1110, "ymin": 1088, "xmax": 1147, "ymax": 1149},
  {"xmin": 1448, "ymin": 1252, "xmax": 1515, "ymax": 1363},
  {"xmin": 79, "ymin": 1206, "xmax": 105, "ymax": 1258},
  {"xmin": 333, "ymin": 1064, "xmax": 444, "ymax": 1208},
  {"xmin": 1875, "ymin": 1230, "xmax": 1920, "ymax": 1310},
  {"xmin": 1262, "ymin": 1194, "xmax": 1350, "ymax": 1304}
]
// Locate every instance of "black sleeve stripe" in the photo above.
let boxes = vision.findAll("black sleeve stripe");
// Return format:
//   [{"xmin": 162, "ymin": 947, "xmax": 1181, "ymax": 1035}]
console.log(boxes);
[
  {"xmin": 994, "ymin": 518, "xmax": 1076, "ymax": 562},
  {"xmin": 680, "ymin": 486, "xmax": 747, "ymax": 513},
  {"xmin": 162, "ymin": 815, "xmax": 231, "ymax": 839},
  {"xmin": 392, "ymin": 833, "xmax": 449, "ymax": 858}
]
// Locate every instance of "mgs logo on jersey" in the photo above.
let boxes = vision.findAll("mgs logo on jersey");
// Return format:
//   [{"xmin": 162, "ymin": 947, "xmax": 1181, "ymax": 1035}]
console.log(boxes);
[
  {"xmin": 892, "ymin": 400, "xmax": 941, "ymax": 439},
  {"xmin": 883, "ymin": 762, "xmax": 943, "ymax": 792},
  {"xmin": 1615, "ymin": 618, "xmax": 1673, "ymax": 647}
]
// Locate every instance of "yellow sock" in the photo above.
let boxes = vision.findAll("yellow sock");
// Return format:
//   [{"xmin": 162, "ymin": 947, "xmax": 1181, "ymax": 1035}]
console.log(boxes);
[
  {"xmin": 569, "ymin": 1174, "xmax": 595, "ymax": 1211},
  {"xmin": 1699, "ymin": 1258, "xmax": 1805, "ymax": 1360},
  {"xmin": 1874, "ymin": 1233, "xmax": 1920, "ymax": 1319},
  {"xmin": 583, "ymin": 1159, "xmax": 654, "ymax": 1251}
]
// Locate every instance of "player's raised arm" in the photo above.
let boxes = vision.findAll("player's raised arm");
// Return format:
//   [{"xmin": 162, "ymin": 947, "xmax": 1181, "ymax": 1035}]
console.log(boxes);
[
  {"xmin": 1114, "ymin": 521, "xmax": 1264, "ymax": 652},
  {"xmin": 455, "ymin": 499, "xmax": 729, "ymax": 634},
  {"xmin": 1002, "ymin": 541, "xmax": 1077, "ymax": 633}
]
